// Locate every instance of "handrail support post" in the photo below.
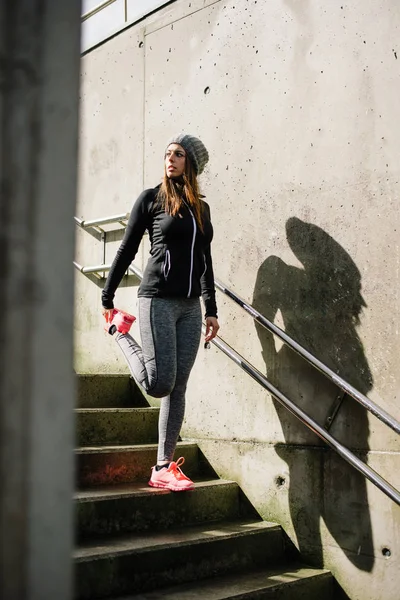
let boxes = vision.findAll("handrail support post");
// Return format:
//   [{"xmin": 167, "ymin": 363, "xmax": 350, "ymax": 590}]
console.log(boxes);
[
  {"xmin": 100, "ymin": 231, "xmax": 106, "ymax": 279},
  {"xmin": 325, "ymin": 391, "xmax": 347, "ymax": 431}
]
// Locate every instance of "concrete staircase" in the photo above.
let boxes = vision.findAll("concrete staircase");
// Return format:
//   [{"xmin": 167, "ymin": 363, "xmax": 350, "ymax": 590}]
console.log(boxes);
[{"xmin": 74, "ymin": 375, "xmax": 338, "ymax": 599}]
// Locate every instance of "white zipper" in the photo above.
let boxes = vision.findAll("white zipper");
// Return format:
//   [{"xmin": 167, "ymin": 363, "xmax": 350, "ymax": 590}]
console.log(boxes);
[
  {"xmin": 201, "ymin": 254, "xmax": 207, "ymax": 278},
  {"xmin": 187, "ymin": 207, "xmax": 196, "ymax": 297},
  {"xmin": 163, "ymin": 249, "xmax": 171, "ymax": 280}
]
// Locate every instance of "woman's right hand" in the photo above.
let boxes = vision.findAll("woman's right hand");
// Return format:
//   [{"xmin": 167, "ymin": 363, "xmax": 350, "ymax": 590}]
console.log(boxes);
[{"xmin": 102, "ymin": 307, "xmax": 114, "ymax": 323}]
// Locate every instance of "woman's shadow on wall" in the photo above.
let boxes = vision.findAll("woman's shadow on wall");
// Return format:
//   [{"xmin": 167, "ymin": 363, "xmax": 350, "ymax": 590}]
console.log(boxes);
[{"xmin": 252, "ymin": 217, "xmax": 374, "ymax": 571}]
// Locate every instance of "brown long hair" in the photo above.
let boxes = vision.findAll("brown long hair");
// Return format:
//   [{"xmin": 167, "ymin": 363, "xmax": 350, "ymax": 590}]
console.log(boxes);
[{"xmin": 157, "ymin": 152, "xmax": 204, "ymax": 232}]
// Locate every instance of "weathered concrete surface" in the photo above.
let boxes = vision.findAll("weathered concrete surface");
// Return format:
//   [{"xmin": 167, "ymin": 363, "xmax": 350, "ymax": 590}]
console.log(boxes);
[
  {"xmin": 193, "ymin": 439, "xmax": 400, "ymax": 600},
  {"xmin": 76, "ymin": 407, "xmax": 159, "ymax": 446},
  {"xmin": 109, "ymin": 567, "xmax": 336, "ymax": 600},
  {"xmin": 76, "ymin": 442, "xmax": 200, "ymax": 486},
  {"xmin": 75, "ymin": 479, "xmax": 242, "ymax": 539},
  {"xmin": 76, "ymin": 374, "xmax": 148, "ymax": 408},
  {"xmin": 76, "ymin": 1, "xmax": 400, "ymax": 598},
  {"xmin": 74, "ymin": 521, "xmax": 285, "ymax": 599},
  {"xmin": 0, "ymin": 2, "xmax": 81, "ymax": 599},
  {"xmin": 75, "ymin": 25, "xmax": 146, "ymax": 373}
]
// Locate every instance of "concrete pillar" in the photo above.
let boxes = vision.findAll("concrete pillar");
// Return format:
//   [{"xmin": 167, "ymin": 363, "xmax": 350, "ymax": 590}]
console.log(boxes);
[{"xmin": 0, "ymin": 2, "xmax": 81, "ymax": 599}]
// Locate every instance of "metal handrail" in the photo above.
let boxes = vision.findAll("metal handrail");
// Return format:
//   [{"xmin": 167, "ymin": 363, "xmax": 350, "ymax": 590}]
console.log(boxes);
[
  {"xmin": 73, "ymin": 262, "xmax": 143, "ymax": 278},
  {"xmin": 211, "ymin": 334, "xmax": 400, "ymax": 506},
  {"xmin": 74, "ymin": 213, "xmax": 129, "ymax": 228},
  {"xmin": 74, "ymin": 258, "xmax": 400, "ymax": 506},
  {"xmin": 73, "ymin": 261, "xmax": 113, "ymax": 275},
  {"xmin": 74, "ymin": 258, "xmax": 400, "ymax": 435},
  {"xmin": 73, "ymin": 212, "xmax": 400, "ymax": 436},
  {"xmin": 215, "ymin": 282, "xmax": 400, "ymax": 436},
  {"xmin": 73, "ymin": 216, "xmax": 400, "ymax": 505}
]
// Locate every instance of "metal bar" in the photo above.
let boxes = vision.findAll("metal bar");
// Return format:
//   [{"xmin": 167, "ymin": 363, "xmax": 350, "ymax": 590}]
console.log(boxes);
[
  {"xmin": 100, "ymin": 232, "xmax": 106, "ymax": 279},
  {"xmin": 73, "ymin": 262, "xmax": 111, "ymax": 274},
  {"xmin": 128, "ymin": 264, "xmax": 143, "ymax": 279},
  {"xmin": 74, "ymin": 213, "xmax": 129, "ymax": 228},
  {"xmin": 81, "ymin": 0, "xmax": 118, "ymax": 22},
  {"xmin": 207, "ymin": 333, "xmax": 400, "ymax": 506},
  {"xmin": 82, "ymin": 263, "xmax": 110, "ymax": 275},
  {"xmin": 215, "ymin": 280, "xmax": 400, "ymax": 436},
  {"xmin": 73, "ymin": 262, "xmax": 142, "ymax": 278}
]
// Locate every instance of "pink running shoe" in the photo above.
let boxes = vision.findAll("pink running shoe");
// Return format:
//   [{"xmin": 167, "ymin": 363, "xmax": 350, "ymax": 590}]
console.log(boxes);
[
  {"xmin": 148, "ymin": 457, "xmax": 194, "ymax": 492},
  {"xmin": 104, "ymin": 308, "xmax": 136, "ymax": 335}
]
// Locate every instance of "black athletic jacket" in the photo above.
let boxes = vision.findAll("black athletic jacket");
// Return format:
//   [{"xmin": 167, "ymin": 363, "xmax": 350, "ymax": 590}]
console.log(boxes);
[{"xmin": 101, "ymin": 186, "xmax": 218, "ymax": 318}]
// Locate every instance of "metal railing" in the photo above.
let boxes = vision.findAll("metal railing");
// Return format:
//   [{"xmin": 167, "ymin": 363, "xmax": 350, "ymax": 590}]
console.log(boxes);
[
  {"xmin": 215, "ymin": 282, "xmax": 400, "ymax": 436},
  {"xmin": 74, "ymin": 212, "xmax": 400, "ymax": 506},
  {"xmin": 212, "ymin": 333, "xmax": 400, "ymax": 506},
  {"xmin": 73, "ymin": 261, "xmax": 113, "ymax": 275},
  {"xmin": 74, "ymin": 214, "xmax": 129, "ymax": 229}
]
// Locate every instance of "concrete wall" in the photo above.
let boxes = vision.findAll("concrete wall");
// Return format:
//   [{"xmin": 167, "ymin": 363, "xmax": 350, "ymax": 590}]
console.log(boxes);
[
  {"xmin": 1, "ymin": 2, "xmax": 81, "ymax": 598},
  {"xmin": 76, "ymin": 1, "xmax": 400, "ymax": 598}
]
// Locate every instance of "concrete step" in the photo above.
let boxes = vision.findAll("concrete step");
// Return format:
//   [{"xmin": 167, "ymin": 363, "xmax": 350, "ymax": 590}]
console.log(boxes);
[
  {"xmin": 111, "ymin": 566, "xmax": 335, "ymax": 599},
  {"xmin": 74, "ymin": 520, "xmax": 285, "ymax": 600},
  {"xmin": 75, "ymin": 479, "xmax": 254, "ymax": 540},
  {"xmin": 76, "ymin": 442, "xmax": 201, "ymax": 487},
  {"xmin": 77, "ymin": 374, "xmax": 147, "ymax": 408},
  {"xmin": 76, "ymin": 407, "xmax": 159, "ymax": 446}
]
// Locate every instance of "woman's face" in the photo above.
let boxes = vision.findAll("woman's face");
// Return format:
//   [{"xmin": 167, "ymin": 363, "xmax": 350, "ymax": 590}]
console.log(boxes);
[{"xmin": 165, "ymin": 143, "xmax": 186, "ymax": 178}]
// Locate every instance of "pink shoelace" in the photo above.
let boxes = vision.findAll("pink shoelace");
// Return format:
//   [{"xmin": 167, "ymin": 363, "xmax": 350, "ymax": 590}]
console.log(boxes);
[{"xmin": 168, "ymin": 457, "xmax": 192, "ymax": 481}]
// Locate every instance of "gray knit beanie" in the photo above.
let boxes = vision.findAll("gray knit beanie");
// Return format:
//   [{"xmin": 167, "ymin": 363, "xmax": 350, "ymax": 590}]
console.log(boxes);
[{"xmin": 166, "ymin": 133, "xmax": 209, "ymax": 175}]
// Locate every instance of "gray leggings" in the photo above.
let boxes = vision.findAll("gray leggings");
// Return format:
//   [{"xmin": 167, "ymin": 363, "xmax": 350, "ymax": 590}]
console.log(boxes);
[{"xmin": 115, "ymin": 297, "xmax": 202, "ymax": 462}]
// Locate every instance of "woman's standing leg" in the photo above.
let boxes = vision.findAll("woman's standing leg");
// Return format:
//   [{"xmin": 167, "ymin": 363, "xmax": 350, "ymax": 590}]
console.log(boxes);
[
  {"xmin": 157, "ymin": 298, "xmax": 202, "ymax": 462},
  {"xmin": 114, "ymin": 297, "xmax": 202, "ymax": 491}
]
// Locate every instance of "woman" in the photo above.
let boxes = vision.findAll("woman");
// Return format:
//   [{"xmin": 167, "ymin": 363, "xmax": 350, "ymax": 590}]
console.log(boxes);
[{"xmin": 101, "ymin": 134, "xmax": 219, "ymax": 492}]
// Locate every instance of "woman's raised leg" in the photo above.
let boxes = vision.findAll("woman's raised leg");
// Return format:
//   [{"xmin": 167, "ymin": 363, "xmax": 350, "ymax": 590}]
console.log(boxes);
[{"xmin": 113, "ymin": 297, "xmax": 177, "ymax": 398}]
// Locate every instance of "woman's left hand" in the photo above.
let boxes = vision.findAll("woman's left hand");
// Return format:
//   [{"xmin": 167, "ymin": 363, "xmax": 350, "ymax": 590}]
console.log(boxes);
[{"xmin": 205, "ymin": 317, "xmax": 220, "ymax": 343}]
